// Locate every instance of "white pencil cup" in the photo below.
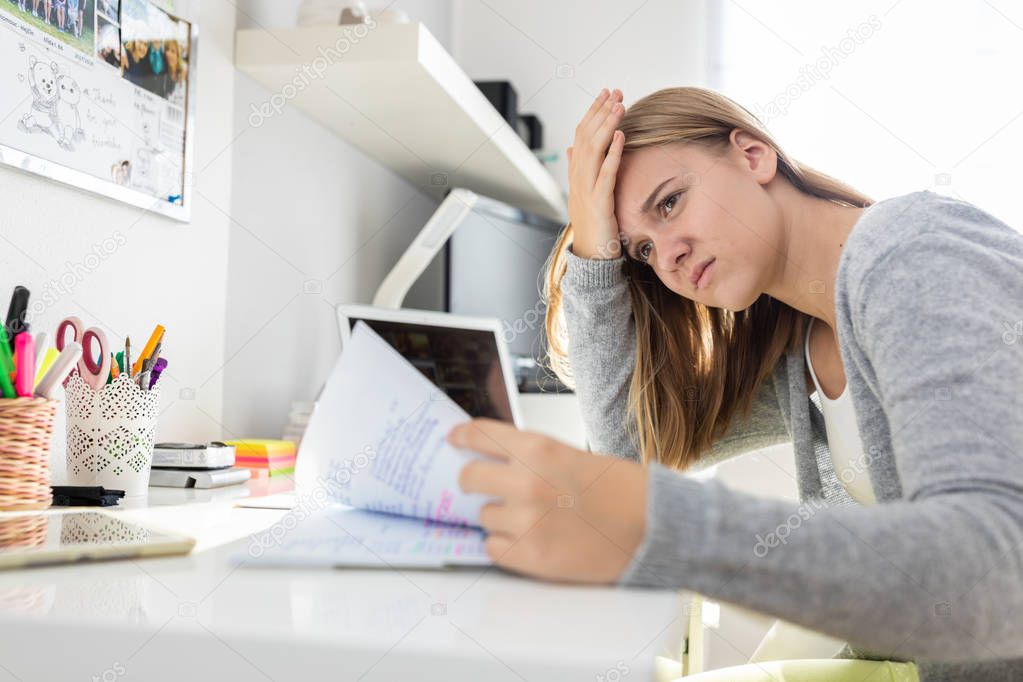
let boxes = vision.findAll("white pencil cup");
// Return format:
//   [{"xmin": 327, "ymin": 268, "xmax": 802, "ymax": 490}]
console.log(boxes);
[{"xmin": 64, "ymin": 371, "xmax": 161, "ymax": 496}]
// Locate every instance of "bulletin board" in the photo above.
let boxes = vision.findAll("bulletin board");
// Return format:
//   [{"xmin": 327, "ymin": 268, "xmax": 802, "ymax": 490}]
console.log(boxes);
[{"xmin": 0, "ymin": 0, "xmax": 197, "ymax": 221}]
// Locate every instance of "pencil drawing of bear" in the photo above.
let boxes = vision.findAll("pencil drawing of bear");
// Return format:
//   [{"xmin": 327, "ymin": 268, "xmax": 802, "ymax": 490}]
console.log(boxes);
[
  {"xmin": 19, "ymin": 56, "xmax": 59, "ymax": 137},
  {"xmin": 56, "ymin": 74, "xmax": 84, "ymax": 150}
]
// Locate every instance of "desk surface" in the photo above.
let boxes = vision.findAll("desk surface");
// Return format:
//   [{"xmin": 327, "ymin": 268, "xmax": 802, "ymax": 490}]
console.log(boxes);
[{"xmin": 0, "ymin": 479, "xmax": 688, "ymax": 682}]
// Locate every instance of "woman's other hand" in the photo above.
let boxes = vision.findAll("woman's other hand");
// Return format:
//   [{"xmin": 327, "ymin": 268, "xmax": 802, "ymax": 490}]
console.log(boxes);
[
  {"xmin": 566, "ymin": 87, "xmax": 626, "ymax": 260},
  {"xmin": 449, "ymin": 418, "xmax": 647, "ymax": 584}
]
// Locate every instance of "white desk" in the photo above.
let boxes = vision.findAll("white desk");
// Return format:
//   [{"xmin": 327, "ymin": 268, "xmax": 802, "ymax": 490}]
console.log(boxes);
[{"xmin": 0, "ymin": 479, "xmax": 691, "ymax": 682}]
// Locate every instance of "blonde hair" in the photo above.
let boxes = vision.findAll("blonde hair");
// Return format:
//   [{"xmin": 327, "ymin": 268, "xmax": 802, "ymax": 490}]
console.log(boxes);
[{"xmin": 544, "ymin": 86, "xmax": 873, "ymax": 470}]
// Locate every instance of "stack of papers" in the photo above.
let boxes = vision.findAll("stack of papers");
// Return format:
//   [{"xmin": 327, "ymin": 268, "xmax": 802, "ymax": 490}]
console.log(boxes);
[
  {"xmin": 225, "ymin": 439, "xmax": 297, "ymax": 477},
  {"xmin": 236, "ymin": 322, "xmax": 492, "ymax": 569}
]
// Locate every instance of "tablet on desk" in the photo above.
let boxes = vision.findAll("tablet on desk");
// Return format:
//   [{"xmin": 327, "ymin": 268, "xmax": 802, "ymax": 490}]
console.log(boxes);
[{"xmin": 0, "ymin": 511, "xmax": 195, "ymax": 570}]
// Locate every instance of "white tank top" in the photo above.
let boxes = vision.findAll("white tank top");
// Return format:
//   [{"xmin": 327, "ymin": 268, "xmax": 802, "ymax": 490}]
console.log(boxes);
[
  {"xmin": 749, "ymin": 318, "xmax": 877, "ymax": 665},
  {"xmin": 804, "ymin": 317, "xmax": 876, "ymax": 506}
]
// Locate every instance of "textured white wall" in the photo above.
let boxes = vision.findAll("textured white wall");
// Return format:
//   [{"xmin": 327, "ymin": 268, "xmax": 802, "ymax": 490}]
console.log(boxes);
[
  {"xmin": 222, "ymin": 1, "xmax": 453, "ymax": 438},
  {"xmin": 0, "ymin": 0, "xmax": 237, "ymax": 477}
]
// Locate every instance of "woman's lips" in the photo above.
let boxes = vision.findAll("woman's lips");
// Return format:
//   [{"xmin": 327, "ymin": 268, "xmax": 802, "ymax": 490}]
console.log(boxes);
[{"xmin": 693, "ymin": 257, "xmax": 716, "ymax": 289}]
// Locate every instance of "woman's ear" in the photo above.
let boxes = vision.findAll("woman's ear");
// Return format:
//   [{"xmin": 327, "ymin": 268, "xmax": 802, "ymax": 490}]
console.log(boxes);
[{"xmin": 729, "ymin": 128, "xmax": 778, "ymax": 186}]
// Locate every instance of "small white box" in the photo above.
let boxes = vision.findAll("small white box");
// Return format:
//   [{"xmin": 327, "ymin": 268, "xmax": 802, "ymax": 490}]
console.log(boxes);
[{"xmin": 152, "ymin": 442, "xmax": 235, "ymax": 469}]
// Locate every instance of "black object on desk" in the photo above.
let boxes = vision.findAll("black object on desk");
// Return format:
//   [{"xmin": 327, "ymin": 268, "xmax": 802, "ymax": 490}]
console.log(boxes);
[{"xmin": 51, "ymin": 486, "xmax": 125, "ymax": 507}]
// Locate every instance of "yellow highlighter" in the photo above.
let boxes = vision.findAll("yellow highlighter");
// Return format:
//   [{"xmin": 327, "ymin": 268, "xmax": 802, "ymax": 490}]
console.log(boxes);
[
  {"xmin": 132, "ymin": 324, "xmax": 165, "ymax": 377},
  {"xmin": 34, "ymin": 347, "xmax": 59, "ymax": 389}
]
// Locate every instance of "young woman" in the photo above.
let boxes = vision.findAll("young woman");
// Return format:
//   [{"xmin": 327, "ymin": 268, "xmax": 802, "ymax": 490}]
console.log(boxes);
[{"xmin": 447, "ymin": 86, "xmax": 1023, "ymax": 680}]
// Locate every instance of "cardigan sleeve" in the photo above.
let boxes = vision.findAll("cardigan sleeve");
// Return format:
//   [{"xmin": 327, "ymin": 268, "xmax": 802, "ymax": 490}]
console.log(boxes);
[{"xmin": 616, "ymin": 228, "xmax": 1023, "ymax": 663}]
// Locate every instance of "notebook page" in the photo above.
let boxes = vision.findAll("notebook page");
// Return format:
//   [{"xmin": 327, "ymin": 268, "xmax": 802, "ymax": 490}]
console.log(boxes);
[
  {"xmin": 240, "ymin": 506, "xmax": 489, "ymax": 568},
  {"xmin": 293, "ymin": 321, "xmax": 491, "ymax": 527}
]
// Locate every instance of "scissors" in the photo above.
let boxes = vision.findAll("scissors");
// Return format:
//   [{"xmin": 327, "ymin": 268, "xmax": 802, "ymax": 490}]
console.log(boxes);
[{"xmin": 55, "ymin": 316, "xmax": 111, "ymax": 391}]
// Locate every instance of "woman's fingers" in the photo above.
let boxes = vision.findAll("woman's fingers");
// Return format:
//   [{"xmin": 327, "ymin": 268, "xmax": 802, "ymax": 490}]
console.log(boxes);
[
  {"xmin": 596, "ymin": 130, "xmax": 625, "ymax": 193},
  {"xmin": 581, "ymin": 87, "xmax": 609, "ymax": 128},
  {"xmin": 484, "ymin": 533, "xmax": 515, "ymax": 565},
  {"xmin": 576, "ymin": 92, "xmax": 624, "ymax": 189},
  {"xmin": 479, "ymin": 501, "xmax": 542, "ymax": 537},
  {"xmin": 585, "ymin": 88, "xmax": 622, "ymax": 138},
  {"xmin": 595, "ymin": 98, "xmax": 624, "ymax": 143},
  {"xmin": 459, "ymin": 459, "xmax": 513, "ymax": 496},
  {"xmin": 447, "ymin": 418, "xmax": 518, "ymax": 460}
]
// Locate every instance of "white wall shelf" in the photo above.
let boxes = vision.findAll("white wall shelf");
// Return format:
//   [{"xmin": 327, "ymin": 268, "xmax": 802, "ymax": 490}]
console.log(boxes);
[{"xmin": 235, "ymin": 22, "xmax": 567, "ymax": 221}]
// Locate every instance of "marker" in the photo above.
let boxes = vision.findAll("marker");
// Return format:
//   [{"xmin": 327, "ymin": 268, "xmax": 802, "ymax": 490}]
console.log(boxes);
[
  {"xmin": 34, "ymin": 347, "xmax": 59, "ymax": 389},
  {"xmin": 0, "ymin": 325, "xmax": 14, "ymax": 381},
  {"xmin": 34, "ymin": 342, "xmax": 82, "ymax": 400},
  {"xmin": 14, "ymin": 332, "xmax": 35, "ymax": 397},
  {"xmin": 4, "ymin": 286, "xmax": 29, "ymax": 354},
  {"xmin": 0, "ymin": 344, "xmax": 13, "ymax": 398},
  {"xmin": 149, "ymin": 357, "xmax": 167, "ymax": 390},
  {"xmin": 33, "ymin": 331, "xmax": 50, "ymax": 381}
]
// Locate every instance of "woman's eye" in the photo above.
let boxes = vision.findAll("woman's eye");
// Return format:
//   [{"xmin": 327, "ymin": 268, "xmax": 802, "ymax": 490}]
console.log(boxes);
[
  {"xmin": 638, "ymin": 242, "xmax": 653, "ymax": 262},
  {"xmin": 659, "ymin": 192, "xmax": 680, "ymax": 218}
]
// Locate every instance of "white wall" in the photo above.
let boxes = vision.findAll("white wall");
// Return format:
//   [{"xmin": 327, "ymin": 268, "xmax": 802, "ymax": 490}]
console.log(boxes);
[
  {"xmin": 710, "ymin": 0, "xmax": 1023, "ymax": 231},
  {"xmin": 223, "ymin": 1, "xmax": 453, "ymax": 438},
  {"xmin": 0, "ymin": 0, "xmax": 237, "ymax": 477},
  {"xmin": 451, "ymin": 0, "xmax": 712, "ymax": 197}
]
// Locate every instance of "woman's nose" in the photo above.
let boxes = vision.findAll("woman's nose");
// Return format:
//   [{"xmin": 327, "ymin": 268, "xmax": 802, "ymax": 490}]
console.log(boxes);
[{"xmin": 656, "ymin": 241, "xmax": 687, "ymax": 272}]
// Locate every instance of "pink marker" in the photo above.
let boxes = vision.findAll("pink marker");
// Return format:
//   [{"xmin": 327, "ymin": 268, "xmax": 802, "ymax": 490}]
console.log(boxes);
[{"xmin": 14, "ymin": 332, "xmax": 35, "ymax": 398}]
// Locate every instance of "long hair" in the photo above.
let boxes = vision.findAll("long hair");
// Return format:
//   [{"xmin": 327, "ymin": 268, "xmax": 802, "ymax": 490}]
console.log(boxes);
[{"xmin": 543, "ymin": 86, "xmax": 873, "ymax": 470}]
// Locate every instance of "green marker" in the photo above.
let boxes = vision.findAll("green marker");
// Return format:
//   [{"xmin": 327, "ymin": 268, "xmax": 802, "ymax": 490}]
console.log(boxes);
[
  {"xmin": 0, "ymin": 326, "xmax": 14, "ymax": 398},
  {"xmin": 0, "ymin": 325, "xmax": 12, "ymax": 375}
]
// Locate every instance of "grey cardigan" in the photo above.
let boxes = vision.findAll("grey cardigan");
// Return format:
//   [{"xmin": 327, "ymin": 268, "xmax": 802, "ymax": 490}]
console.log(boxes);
[{"xmin": 560, "ymin": 190, "xmax": 1023, "ymax": 681}]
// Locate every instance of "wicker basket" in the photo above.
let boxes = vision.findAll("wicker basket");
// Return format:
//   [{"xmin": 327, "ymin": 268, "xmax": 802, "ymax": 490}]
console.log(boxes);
[{"xmin": 0, "ymin": 398, "xmax": 58, "ymax": 511}]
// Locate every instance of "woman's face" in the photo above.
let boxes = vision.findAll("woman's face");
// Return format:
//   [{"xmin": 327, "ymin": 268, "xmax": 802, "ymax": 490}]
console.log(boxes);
[
  {"xmin": 165, "ymin": 41, "xmax": 179, "ymax": 69},
  {"xmin": 613, "ymin": 131, "xmax": 784, "ymax": 312}
]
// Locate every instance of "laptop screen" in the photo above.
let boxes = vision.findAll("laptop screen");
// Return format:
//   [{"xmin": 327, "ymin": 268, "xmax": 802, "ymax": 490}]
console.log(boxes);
[{"xmin": 346, "ymin": 318, "xmax": 515, "ymax": 423}]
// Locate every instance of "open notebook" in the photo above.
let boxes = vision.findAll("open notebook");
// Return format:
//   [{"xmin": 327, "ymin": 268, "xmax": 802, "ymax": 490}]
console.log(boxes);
[{"xmin": 235, "ymin": 322, "xmax": 492, "ymax": 569}]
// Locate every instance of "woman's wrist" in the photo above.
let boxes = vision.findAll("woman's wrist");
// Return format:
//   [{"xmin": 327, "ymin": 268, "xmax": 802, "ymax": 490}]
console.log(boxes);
[
  {"xmin": 570, "ymin": 233, "xmax": 623, "ymax": 260},
  {"xmin": 564, "ymin": 243, "xmax": 626, "ymax": 290}
]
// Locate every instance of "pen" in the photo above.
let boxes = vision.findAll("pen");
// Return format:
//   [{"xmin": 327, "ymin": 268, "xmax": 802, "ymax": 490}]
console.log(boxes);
[
  {"xmin": 34, "ymin": 342, "xmax": 82, "ymax": 400},
  {"xmin": 14, "ymin": 332, "xmax": 35, "ymax": 398},
  {"xmin": 132, "ymin": 324, "xmax": 164, "ymax": 376},
  {"xmin": 124, "ymin": 337, "xmax": 132, "ymax": 380}
]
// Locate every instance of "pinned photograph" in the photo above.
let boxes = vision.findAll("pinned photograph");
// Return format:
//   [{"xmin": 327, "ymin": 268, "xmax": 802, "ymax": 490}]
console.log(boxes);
[
  {"xmin": 120, "ymin": 0, "xmax": 189, "ymax": 106},
  {"xmin": 95, "ymin": 13, "xmax": 120, "ymax": 68},
  {"xmin": 1, "ymin": 0, "xmax": 95, "ymax": 54}
]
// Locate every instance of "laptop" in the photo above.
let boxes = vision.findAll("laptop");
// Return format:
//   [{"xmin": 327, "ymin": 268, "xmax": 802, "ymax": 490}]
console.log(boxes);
[{"xmin": 335, "ymin": 304, "xmax": 523, "ymax": 428}]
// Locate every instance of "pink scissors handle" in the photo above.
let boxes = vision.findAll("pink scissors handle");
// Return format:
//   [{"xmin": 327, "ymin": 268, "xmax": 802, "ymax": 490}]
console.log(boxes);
[
  {"xmin": 57, "ymin": 317, "xmax": 110, "ymax": 390},
  {"xmin": 55, "ymin": 316, "xmax": 84, "ymax": 352},
  {"xmin": 79, "ymin": 328, "xmax": 110, "ymax": 391}
]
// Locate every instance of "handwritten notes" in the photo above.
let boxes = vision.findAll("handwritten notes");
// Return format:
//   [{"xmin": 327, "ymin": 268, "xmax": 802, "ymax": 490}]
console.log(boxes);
[
  {"xmin": 246, "ymin": 321, "xmax": 494, "ymax": 569},
  {"xmin": 243, "ymin": 507, "xmax": 489, "ymax": 569}
]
